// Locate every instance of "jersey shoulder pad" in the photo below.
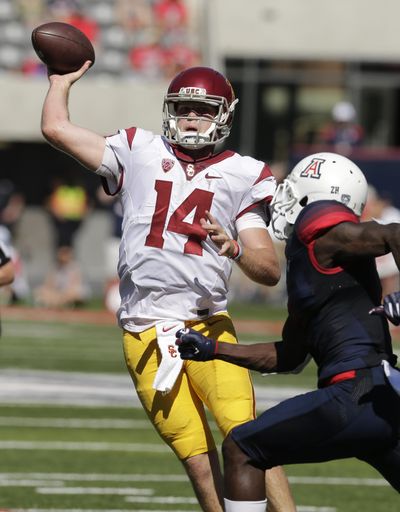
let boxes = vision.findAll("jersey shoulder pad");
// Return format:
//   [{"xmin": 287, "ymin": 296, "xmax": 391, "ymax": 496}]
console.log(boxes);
[
  {"xmin": 295, "ymin": 200, "xmax": 359, "ymax": 244},
  {"xmin": 107, "ymin": 127, "xmax": 156, "ymax": 150},
  {"xmin": 232, "ymin": 154, "xmax": 273, "ymax": 180}
]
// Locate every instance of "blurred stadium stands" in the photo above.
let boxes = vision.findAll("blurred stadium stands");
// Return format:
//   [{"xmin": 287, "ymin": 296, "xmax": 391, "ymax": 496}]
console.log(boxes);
[{"xmin": 0, "ymin": 0, "xmax": 202, "ymax": 78}]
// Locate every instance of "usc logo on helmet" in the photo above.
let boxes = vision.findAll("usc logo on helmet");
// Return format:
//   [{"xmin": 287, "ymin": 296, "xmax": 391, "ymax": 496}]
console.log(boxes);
[{"xmin": 179, "ymin": 87, "xmax": 207, "ymax": 97}]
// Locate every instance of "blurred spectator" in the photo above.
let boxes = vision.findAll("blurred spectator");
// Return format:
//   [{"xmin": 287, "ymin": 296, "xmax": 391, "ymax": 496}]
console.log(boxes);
[
  {"xmin": 318, "ymin": 101, "xmax": 364, "ymax": 154},
  {"xmin": 96, "ymin": 186, "xmax": 122, "ymax": 313},
  {"xmin": 0, "ymin": 235, "xmax": 14, "ymax": 336},
  {"xmin": 21, "ymin": 53, "xmax": 47, "ymax": 76},
  {"xmin": 0, "ymin": 224, "xmax": 30, "ymax": 304},
  {"xmin": 16, "ymin": 0, "xmax": 46, "ymax": 29},
  {"xmin": 0, "ymin": 236, "xmax": 14, "ymax": 288},
  {"xmin": 33, "ymin": 245, "xmax": 90, "ymax": 308},
  {"xmin": 128, "ymin": 37, "xmax": 167, "ymax": 78},
  {"xmin": 13, "ymin": 0, "xmax": 203, "ymax": 79},
  {"xmin": 65, "ymin": 8, "xmax": 99, "ymax": 44},
  {"xmin": 46, "ymin": 0, "xmax": 79, "ymax": 21},
  {"xmin": 46, "ymin": 175, "xmax": 90, "ymax": 249},
  {"xmin": 362, "ymin": 185, "xmax": 400, "ymax": 296},
  {"xmin": 153, "ymin": 0, "xmax": 188, "ymax": 33},
  {"xmin": 164, "ymin": 42, "xmax": 199, "ymax": 78},
  {"xmin": 0, "ymin": 179, "xmax": 25, "ymax": 237},
  {"xmin": 0, "ymin": 180, "xmax": 29, "ymax": 304},
  {"xmin": 115, "ymin": 0, "xmax": 153, "ymax": 31}
]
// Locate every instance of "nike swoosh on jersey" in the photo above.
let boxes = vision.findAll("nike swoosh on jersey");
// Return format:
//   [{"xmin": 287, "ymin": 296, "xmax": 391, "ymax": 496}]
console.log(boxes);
[
  {"xmin": 162, "ymin": 324, "xmax": 179, "ymax": 332},
  {"xmin": 205, "ymin": 173, "xmax": 222, "ymax": 179}
]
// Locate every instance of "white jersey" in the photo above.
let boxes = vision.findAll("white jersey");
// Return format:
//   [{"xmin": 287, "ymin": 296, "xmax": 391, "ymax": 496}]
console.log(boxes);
[{"xmin": 103, "ymin": 127, "xmax": 276, "ymax": 331}]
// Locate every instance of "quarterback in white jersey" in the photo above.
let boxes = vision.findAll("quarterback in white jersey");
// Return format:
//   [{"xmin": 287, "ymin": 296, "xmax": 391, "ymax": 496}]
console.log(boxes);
[
  {"xmin": 101, "ymin": 126, "xmax": 276, "ymax": 331},
  {"xmin": 41, "ymin": 63, "xmax": 296, "ymax": 512}
]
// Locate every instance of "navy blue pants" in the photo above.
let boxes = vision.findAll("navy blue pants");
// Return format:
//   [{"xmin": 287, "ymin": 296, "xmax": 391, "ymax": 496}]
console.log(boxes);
[{"xmin": 231, "ymin": 365, "xmax": 400, "ymax": 491}]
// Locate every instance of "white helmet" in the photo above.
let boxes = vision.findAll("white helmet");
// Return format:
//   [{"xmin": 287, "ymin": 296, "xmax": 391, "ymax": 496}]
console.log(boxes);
[{"xmin": 270, "ymin": 152, "xmax": 368, "ymax": 240}]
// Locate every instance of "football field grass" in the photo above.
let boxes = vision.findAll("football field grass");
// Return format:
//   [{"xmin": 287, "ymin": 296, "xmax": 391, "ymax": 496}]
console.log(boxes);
[{"xmin": 0, "ymin": 304, "xmax": 398, "ymax": 511}]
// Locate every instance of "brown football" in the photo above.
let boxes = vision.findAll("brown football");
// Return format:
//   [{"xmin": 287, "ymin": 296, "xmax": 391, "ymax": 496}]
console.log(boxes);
[{"xmin": 31, "ymin": 22, "xmax": 95, "ymax": 74}]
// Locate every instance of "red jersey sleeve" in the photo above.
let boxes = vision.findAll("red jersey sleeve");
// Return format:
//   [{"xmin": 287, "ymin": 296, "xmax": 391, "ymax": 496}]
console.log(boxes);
[{"xmin": 296, "ymin": 200, "xmax": 359, "ymax": 244}]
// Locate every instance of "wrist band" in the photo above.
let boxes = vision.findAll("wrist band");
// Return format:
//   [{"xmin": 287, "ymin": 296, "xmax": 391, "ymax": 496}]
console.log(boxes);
[{"xmin": 229, "ymin": 240, "xmax": 243, "ymax": 261}]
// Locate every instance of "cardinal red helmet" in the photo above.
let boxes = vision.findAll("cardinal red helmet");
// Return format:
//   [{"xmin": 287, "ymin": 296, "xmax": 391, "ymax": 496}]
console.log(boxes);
[{"xmin": 162, "ymin": 66, "xmax": 238, "ymax": 148}]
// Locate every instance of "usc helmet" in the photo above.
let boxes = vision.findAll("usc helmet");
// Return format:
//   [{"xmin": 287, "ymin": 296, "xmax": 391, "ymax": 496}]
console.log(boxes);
[
  {"xmin": 162, "ymin": 66, "xmax": 238, "ymax": 148},
  {"xmin": 270, "ymin": 152, "xmax": 368, "ymax": 240}
]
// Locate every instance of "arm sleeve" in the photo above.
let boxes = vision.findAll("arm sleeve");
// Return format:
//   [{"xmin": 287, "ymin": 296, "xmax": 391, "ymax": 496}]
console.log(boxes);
[
  {"xmin": 96, "ymin": 127, "xmax": 155, "ymax": 196},
  {"xmin": 236, "ymin": 161, "xmax": 276, "ymax": 221},
  {"xmin": 95, "ymin": 142, "xmax": 121, "ymax": 181},
  {"xmin": 236, "ymin": 205, "xmax": 268, "ymax": 233},
  {"xmin": 296, "ymin": 201, "xmax": 359, "ymax": 244}
]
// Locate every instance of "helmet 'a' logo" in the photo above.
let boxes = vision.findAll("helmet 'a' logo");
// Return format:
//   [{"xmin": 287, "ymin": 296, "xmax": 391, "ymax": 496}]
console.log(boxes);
[
  {"xmin": 179, "ymin": 87, "xmax": 207, "ymax": 97},
  {"xmin": 300, "ymin": 158, "xmax": 325, "ymax": 179}
]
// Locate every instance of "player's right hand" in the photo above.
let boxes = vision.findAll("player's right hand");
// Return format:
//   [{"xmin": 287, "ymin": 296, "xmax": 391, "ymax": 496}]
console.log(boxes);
[
  {"xmin": 48, "ymin": 60, "xmax": 92, "ymax": 85},
  {"xmin": 369, "ymin": 291, "xmax": 400, "ymax": 326},
  {"xmin": 175, "ymin": 328, "xmax": 217, "ymax": 361}
]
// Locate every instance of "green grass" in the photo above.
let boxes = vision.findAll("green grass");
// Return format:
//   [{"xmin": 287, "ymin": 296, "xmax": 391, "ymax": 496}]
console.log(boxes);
[
  {"xmin": 0, "ymin": 320, "xmax": 124, "ymax": 373},
  {"xmin": 0, "ymin": 307, "xmax": 398, "ymax": 511}
]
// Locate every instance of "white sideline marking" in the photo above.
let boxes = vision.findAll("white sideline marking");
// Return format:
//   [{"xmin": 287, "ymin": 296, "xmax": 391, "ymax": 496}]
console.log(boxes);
[
  {"xmin": 36, "ymin": 487, "xmax": 153, "ymax": 496},
  {"xmin": 0, "ymin": 472, "xmax": 187, "ymax": 482},
  {"xmin": 0, "ymin": 480, "xmax": 64, "ymax": 487},
  {"xmin": 0, "ymin": 472, "xmax": 387, "ymax": 487},
  {"xmin": 125, "ymin": 495, "xmax": 197, "ymax": 504},
  {"xmin": 0, "ymin": 369, "xmax": 309, "ymax": 409},
  {"xmin": 11, "ymin": 510, "xmax": 197, "ymax": 512},
  {"xmin": 297, "ymin": 508, "xmax": 336, "ymax": 512},
  {"xmin": 290, "ymin": 476, "xmax": 389, "ymax": 486},
  {"xmin": 0, "ymin": 441, "xmax": 170, "ymax": 453},
  {"xmin": 0, "ymin": 417, "xmax": 148, "ymax": 429},
  {"xmin": 9, "ymin": 509, "xmax": 334, "ymax": 512}
]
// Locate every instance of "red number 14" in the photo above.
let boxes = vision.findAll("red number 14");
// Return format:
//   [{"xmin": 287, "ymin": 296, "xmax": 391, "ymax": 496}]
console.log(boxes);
[{"xmin": 145, "ymin": 180, "xmax": 214, "ymax": 256}]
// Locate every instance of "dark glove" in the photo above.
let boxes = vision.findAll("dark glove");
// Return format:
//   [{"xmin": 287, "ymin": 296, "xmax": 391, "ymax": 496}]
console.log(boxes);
[
  {"xmin": 369, "ymin": 291, "xmax": 400, "ymax": 326},
  {"xmin": 175, "ymin": 328, "xmax": 217, "ymax": 361}
]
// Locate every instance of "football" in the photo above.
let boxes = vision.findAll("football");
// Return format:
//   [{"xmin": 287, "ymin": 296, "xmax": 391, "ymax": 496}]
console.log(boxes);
[{"xmin": 31, "ymin": 22, "xmax": 95, "ymax": 74}]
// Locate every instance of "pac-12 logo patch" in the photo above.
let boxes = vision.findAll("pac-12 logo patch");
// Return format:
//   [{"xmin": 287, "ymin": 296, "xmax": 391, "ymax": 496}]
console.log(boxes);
[
  {"xmin": 162, "ymin": 158, "xmax": 175, "ymax": 172},
  {"xmin": 300, "ymin": 158, "xmax": 325, "ymax": 179}
]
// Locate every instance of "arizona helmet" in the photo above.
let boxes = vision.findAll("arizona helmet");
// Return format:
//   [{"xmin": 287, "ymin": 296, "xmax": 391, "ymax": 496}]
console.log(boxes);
[
  {"xmin": 270, "ymin": 152, "xmax": 368, "ymax": 240},
  {"xmin": 162, "ymin": 66, "xmax": 238, "ymax": 148}
]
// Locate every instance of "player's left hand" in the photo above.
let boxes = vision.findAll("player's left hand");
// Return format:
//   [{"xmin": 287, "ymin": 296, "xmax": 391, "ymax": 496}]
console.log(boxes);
[
  {"xmin": 200, "ymin": 211, "xmax": 238, "ymax": 258},
  {"xmin": 175, "ymin": 328, "xmax": 217, "ymax": 361},
  {"xmin": 369, "ymin": 291, "xmax": 400, "ymax": 326}
]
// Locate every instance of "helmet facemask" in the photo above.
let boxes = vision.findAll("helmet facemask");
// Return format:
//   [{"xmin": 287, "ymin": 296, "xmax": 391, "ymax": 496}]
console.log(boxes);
[
  {"xmin": 270, "ymin": 179, "xmax": 303, "ymax": 240},
  {"xmin": 162, "ymin": 92, "xmax": 238, "ymax": 149}
]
